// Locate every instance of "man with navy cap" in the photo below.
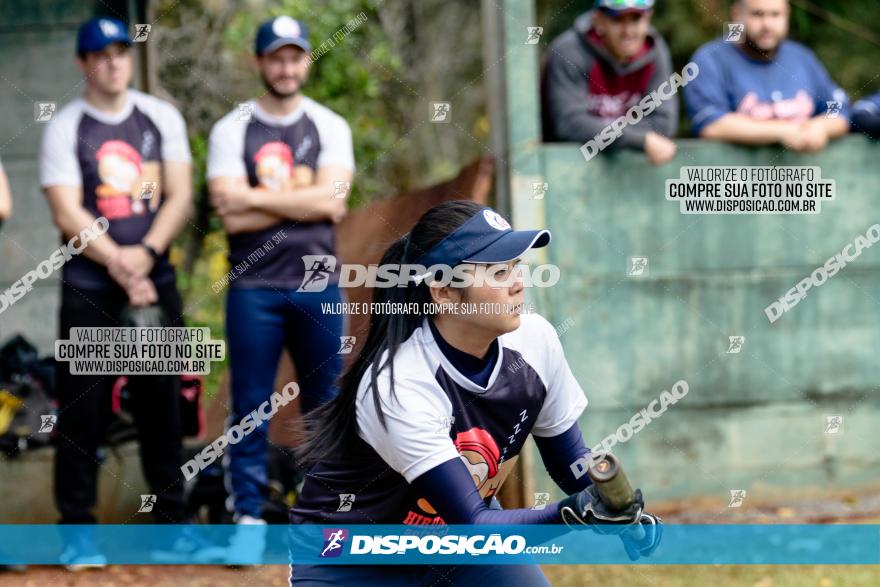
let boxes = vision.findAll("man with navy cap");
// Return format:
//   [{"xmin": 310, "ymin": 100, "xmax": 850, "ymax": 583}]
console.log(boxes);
[
  {"xmin": 40, "ymin": 17, "xmax": 202, "ymax": 567},
  {"xmin": 206, "ymin": 14, "xmax": 354, "ymax": 545}
]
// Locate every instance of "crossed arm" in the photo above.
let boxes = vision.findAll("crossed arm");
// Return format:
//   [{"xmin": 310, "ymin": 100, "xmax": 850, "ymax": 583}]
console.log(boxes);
[
  {"xmin": 208, "ymin": 164, "xmax": 352, "ymax": 235},
  {"xmin": 701, "ymin": 113, "xmax": 848, "ymax": 152}
]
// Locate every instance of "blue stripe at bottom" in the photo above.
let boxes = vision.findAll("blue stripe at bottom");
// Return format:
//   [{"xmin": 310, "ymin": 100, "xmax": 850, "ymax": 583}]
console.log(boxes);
[{"xmin": 0, "ymin": 524, "xmax": 876, "ymax": 565}]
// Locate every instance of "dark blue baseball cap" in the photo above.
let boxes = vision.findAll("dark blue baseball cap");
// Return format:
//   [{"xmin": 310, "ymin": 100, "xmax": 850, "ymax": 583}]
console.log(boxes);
[
  {"xmin": 256, "ymin": 16, "xmax": 311, "ymax": 55},
  {"xmin": 415, "ymin": 207, "xmax": 551, "ymax": 270},
  {"xmin": 77, "ymin": 17, "xmax": 131, "ymax": 55}
]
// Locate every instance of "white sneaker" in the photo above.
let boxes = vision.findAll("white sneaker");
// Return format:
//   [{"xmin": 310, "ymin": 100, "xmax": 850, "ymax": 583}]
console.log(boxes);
[
  {"xmin": 226, "ymin": 515, "xmax": 267, "ymax": 566},
  {"xmin": 60, "ymin": 547, "xmax": 107, "ymax": 571}
]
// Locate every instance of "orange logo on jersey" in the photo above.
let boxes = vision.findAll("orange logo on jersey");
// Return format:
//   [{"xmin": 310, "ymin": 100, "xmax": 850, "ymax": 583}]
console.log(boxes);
[
  {"xmin": 403, "ymin": 427, "xmax": 520, "ymax": 526},
  {"xmin": 253, "ymin": 141, "xmax": 314, "ymax": 191},
  {"xmin": 94, "ymin": 140, "xmax": 161, "ymax": 219},
  {"xmin": 455, "ymin": 427, "xmax": 501, "ymax": 492}
]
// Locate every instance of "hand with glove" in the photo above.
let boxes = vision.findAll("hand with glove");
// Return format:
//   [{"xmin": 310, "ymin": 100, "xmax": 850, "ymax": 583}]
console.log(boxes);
[{"xmin": 558, "ymin": 483, "xmax": 662, "ymax": 561}]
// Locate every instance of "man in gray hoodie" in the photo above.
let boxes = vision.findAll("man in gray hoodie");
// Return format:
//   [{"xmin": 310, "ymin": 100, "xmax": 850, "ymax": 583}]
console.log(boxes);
[{"xmin": 542, "ymin": 0, "xmax": 678, "ymax": 165}]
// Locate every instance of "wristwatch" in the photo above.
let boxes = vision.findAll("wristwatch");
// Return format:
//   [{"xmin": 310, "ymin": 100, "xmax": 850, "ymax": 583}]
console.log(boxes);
[{"xmin": 140, "ymin": 241, "xmax": 162, "ymax": 262}]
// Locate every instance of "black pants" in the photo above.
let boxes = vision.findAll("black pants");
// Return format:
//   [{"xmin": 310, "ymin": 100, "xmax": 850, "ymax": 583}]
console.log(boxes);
[{"xmin": 54, "ymin": 281, "xmax": 186, "ymax": 524}]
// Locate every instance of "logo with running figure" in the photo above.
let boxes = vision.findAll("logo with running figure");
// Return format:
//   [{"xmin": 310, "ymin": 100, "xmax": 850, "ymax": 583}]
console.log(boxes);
[
  {"xmin": 724, "ymin": 23, "xmax": 745, "ymax": 43},
  {"xmin": 338, "ymin": 336, "xmax": 356, "ymax": 355},
  {"xmin": 337, "ymin": 494, "xmax": 355, "ymax": 512},
  {"xmin": 132, "ymin": 24, "xmax": 151, "ymax": 42},
  {"xmin": 320, "ymin": 528, "xmax": 348, "ymax": 558},
  {"xmin": 298, "ymin": 255, "xmax": 338, "ymax": 292},
  {"xmin": 39, "ymin": 414, "xmax": 57, "ymax": 433},
  {"xmin": 525, "ymin": 27, "xmax": 543, "ymax": 45},
  {"xmin": 727, "ymin": 336, "xmax": 745, "ymax": 354}
]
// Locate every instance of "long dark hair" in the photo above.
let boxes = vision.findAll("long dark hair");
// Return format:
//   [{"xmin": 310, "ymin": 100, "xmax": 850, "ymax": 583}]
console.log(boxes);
[{"xmin": 296, "ymin": 200, "xmax": 483, "ymax": 467}]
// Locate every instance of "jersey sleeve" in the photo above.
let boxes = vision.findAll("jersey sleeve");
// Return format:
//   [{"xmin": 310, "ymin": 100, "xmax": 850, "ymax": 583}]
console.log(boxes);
[
  {"xmin": 39, "ymin": 108, "xmax": 82, "ymax": 188},
  {"xmin": 154, "ymin": 101, "xmax": 192, "ymax": 163},
  {"xmin": 206, "ymin": 113, "xmax": 247, "ymax": 180},
  {"xmin": 684, "ymin": 43, "xmax": 731, "ymax": 136},
  {"xmin": 411, "ymin": 457, "xmax": 563, "ymax": 524},
  {"xmin": 805, "ymin": 47, "xmax": 850, "ymax": 120},
  {"xmin": 356, "ymin": 369, "xmax": 460, "ymax": 483},
  {"xmin": 133, "ymin": 93, "xmax": 192, "ymax": 163},
  {"xmin": 314, "ymin": 109, "xmax": 355, "ymax": 172},
  {"xmin": 531, "ymin": 317, "xmax": 588, "ymax": 437},
  {"xmin": 852, "ymin": 92, "xmax": 880, "ymax": 137}
]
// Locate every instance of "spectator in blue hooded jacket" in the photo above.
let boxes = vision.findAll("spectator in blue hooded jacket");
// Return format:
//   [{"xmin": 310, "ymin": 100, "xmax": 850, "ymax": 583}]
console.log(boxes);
[
  {"xmin": 851, "ymin": 92, "xmax": 880, "ymax": 138},
  {"xmin": 684, "ymin": 0, "xmax": 849, "ymax": 153}
]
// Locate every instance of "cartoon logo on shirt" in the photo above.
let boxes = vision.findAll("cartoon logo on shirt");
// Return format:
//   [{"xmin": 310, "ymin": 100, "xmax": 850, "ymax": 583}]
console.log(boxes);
[
  {"xmin": 404, "ymin": 427, "xmax": 520, "ymax": 526},
  {"xmin": 736, "ymin": 90, "xmax": 815, "ymax": 122},
  {"xmin": 253, "ymin": 141, "xmax": 314, "ymax": 191},
  {"xmin": 455, "ymin": 427, "xmax": 501, "ymax": 490},
  {"xmin": 585, "ymin": 92, "xmax": 642, "ymax": 120},
  {"xmin": 95, "ymin": 140, "xmax": 161, "ymax": 219}
]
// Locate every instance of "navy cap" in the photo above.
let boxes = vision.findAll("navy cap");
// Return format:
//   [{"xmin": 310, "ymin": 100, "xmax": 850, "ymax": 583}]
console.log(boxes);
[
  {"xmin": 256, "ymin": 16, "xmax": 311, "ymax": 55},
  {"xmin": 415, "ymin": 207, "xmax": 551, "ymax": 271},
  {"xmin": 77, "ymin": 17, "xmax": 131, "ymax": 55}
]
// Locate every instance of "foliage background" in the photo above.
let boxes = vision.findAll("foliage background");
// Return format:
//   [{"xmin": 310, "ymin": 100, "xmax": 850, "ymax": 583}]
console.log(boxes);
[
  {"xmin": 536, "ymin": 0, "xmax": 880, "ymax": 136},
  {"xmin": 152, "ymin": 0, "xmax": 880, "ymax": 394},
  {"xmin": 152, "ymin": 0, "xmax": 487, "ymax": 393}
]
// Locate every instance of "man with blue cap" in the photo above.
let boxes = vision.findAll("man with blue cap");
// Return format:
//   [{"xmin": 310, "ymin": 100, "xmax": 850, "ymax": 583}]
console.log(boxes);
[
  {"xmin": 39, "ymin": 16, "xmax": 207, "ymax": 567},
  {"xmin": 206, "ymin": 14, "xmax": 354, "ymax": 555}
]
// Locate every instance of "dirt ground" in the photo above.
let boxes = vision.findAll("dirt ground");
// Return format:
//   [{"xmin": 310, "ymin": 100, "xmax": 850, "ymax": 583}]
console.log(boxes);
[
  {"xmin": 3, "ymin": 493, "xmax": 878, "ymax": 586},
  {"xmin": 2, "ymin": 564, "xmax": 880, "ymax": 587}
]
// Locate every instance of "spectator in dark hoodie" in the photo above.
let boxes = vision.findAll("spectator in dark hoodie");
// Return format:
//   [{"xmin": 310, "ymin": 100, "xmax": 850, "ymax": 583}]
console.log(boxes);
[{"xmin": 542, "ymin": 0, "xmax": 678, "ymax": 165}]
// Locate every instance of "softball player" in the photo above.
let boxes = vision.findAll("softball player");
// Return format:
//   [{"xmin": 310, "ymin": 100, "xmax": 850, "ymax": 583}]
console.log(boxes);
[{"xmin": 290, "ymin": 201, "xmax": 661, "ymax": 586}]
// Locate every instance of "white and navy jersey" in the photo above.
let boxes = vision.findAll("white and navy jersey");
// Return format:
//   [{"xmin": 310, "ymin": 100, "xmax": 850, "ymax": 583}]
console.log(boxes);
[
  {"xmin": 39, "ymin": 89, "xmax": 191, "ymax": 289},
  {"xmin": 206, "ymin": 97, "xmax": 354, "ymax": 289},
  {"xmin": 289, "ymin": 313, "xmax": 588, "ymax": 525}
]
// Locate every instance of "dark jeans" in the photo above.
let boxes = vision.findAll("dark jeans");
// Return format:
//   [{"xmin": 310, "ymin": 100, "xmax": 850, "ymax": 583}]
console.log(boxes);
[
  {"xmin": 290, "ymin": 564, "xmax": 551, "ymax": 586},
  {"xmin": 225, "ymin": 285, "xmax": 344, "ymax": 519},
  {"xmin": 54, "ymin": 280, "xmax": 186, "ymax": 524}
]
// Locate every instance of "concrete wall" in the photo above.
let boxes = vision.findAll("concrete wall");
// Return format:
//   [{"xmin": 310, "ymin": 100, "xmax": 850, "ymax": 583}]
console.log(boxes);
[
  {"xmin": 529, "ymin": 140, "xmax": 880, "ymax": 502},
  {"xmin": 0, "ymin": 0, "xmax": 144, "ymax": 523},
  {"xmin": 0, "ymin": 1, "xmax": 132, "ymax": 353},
  {"xmin": 499, "ymin": 0, "xmax": 880, "ymax": 502}
]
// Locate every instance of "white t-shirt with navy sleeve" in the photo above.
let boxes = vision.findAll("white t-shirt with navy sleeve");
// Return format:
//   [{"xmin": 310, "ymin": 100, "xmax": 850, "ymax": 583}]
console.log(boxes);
[
  {"xmin": 38, "ymin": 89, "xmax": 190, "ymax": 288},
  {"xmin": 289, "ymin": 312, "xmax": 587, "ymax": 525},
  {"xmin": 204, "ymin": 96, "xmax": 354, "ymax": 289}
]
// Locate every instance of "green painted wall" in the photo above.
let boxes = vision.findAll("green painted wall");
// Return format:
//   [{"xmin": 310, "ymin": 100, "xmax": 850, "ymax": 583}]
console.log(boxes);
[
  {"xmin": 527, "ymin": 139, "xmax": 880, "ymax": 501},
  {"xmin": 499, "ymin": 0, "xmax": 880, "ymax": 501}
]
